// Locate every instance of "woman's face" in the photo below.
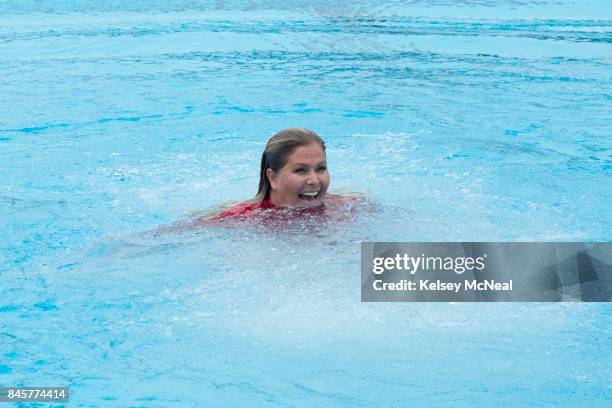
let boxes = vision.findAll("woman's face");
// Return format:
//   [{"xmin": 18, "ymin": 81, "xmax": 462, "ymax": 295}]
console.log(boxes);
[{"xmin": 267, "ymin": 143, "xmax": 330, "ymax": 207}]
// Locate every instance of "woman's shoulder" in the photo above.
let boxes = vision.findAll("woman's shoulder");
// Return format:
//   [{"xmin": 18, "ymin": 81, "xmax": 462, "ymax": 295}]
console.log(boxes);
[
  {"xmin": 210, "ymin": 198, "xmax": 272, "ymax": 221},
  {"xmin": 151, "ymin": 199, "xmax": 265, "ymax": 235}
]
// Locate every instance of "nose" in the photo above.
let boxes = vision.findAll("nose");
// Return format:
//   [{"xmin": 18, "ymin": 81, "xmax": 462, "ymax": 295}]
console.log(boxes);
[{"xmin": 306, "ymin": 171, "xmax": 318, "ymax": 185}]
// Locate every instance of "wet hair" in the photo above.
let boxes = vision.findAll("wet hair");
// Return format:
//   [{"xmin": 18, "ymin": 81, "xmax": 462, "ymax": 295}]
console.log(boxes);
[{"xmin": 255, "ymin": 128, "xmax": 326, "ymax": 201}]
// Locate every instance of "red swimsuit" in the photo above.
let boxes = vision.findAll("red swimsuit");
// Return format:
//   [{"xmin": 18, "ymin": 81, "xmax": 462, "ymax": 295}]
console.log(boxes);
[
  {"xmin": 153, "ymin": 195, "xmax": 368, "ymax": 235},
  {"xmin": 209, "ymin": 198, "xmax": 275, "ymax": 221},
  {"xmin": 209, "ymin": 195, "xmax": 361, "ymax": 222}
]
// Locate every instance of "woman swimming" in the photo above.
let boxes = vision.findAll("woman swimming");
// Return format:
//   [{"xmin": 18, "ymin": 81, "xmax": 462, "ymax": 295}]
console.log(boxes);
[
  {"xmin": 211, "ymin": 127, "xmax": 351, "ymax": 221},
  {"xmin": 155, "ymin": 128, "xmax": 363, "ymax": 233}
]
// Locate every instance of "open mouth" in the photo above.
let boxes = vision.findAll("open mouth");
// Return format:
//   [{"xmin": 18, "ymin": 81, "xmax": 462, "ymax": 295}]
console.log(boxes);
[{"xmin": 298, "ymin": 191, "xmax": 320, "ymax": 201}]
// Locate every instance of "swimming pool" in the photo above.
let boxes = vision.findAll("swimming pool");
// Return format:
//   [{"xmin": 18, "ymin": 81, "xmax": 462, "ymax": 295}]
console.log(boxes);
[{"xmin": 1, "ymin": 0, "xmax": 610, "ymax": 406}]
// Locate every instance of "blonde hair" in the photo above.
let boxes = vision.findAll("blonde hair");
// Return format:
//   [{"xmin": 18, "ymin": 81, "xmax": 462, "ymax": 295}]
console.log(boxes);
[{"xmin": 255, "ymin": 128, "xmax": 326, "ymax": 201}]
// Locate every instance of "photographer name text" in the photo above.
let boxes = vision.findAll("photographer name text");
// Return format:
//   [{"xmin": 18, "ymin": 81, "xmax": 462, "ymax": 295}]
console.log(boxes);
[{"xmin": 373, "ymin": 279, "xmax": 513, "ymax": 292}]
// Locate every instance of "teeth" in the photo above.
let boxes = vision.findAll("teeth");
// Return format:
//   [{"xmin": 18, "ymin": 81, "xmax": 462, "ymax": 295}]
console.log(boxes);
[{"xmin": 301, "ymin": 192, "xmax": 318, "ymax": 197}]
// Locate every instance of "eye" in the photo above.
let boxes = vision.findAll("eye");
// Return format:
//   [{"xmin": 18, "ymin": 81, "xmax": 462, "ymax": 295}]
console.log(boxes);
[
  {"xmin": 294, "ymin": 168, "xmax": 307, "ymax": 174},
  {"xmin": 316, "ymin": 165, "xmax": 327, "ymax": 172}
]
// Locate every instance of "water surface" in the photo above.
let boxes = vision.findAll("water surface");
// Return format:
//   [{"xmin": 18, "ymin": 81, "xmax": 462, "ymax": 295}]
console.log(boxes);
[{"xmin": 1, "ymin": 0, "xmax": 610, "ymax": 406}]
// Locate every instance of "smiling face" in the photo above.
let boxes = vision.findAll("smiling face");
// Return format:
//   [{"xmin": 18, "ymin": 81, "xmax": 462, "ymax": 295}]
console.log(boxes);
[{"xmin": 266, "ymin": 143, "xmax": 330, "ymax": 207}]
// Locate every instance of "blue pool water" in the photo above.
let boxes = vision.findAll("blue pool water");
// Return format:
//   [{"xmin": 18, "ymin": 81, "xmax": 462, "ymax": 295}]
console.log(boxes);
[{"xmin": 1, "ymin": 0, "xmax": 611, "ymax": 406}]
